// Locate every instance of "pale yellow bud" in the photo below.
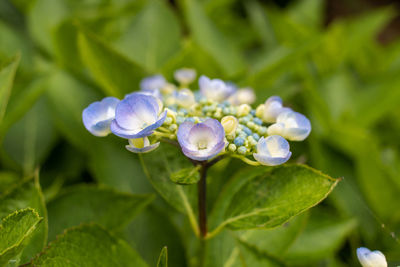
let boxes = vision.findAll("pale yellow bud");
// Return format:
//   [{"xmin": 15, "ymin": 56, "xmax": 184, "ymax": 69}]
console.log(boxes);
[
  {"xmin": 221, "ymin": 115, "xmax": 238, "ymax": 136},
  {"xmin": 255, "ymin": 104, "xmax": 265, "ymax": 118},
  {"xmin": 237, "ymin": 104, "xmax": 251, "ymax": 117},
  {"xmin": 165, "ymin": 108, "xmax": 177, "ymax": 123},
  {"xmin": 161, "ymin": 83, "xmax": 177, "ymax": 94}
]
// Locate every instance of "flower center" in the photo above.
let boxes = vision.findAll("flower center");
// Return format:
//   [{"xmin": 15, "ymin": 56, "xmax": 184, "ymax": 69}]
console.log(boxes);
[{"xmin": 197, "ymin": 139, "xmax": 208, "ymax": 150}]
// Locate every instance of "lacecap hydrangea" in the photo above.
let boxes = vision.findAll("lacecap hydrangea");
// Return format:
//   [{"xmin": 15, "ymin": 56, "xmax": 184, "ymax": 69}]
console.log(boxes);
[{"xmin": 82, "ymin": 69, "xmax": 311, "ymax": 166}]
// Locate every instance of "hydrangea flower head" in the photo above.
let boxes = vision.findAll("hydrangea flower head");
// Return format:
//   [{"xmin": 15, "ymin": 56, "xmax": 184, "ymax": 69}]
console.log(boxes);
[{"xmin": 82, "ymin": 69, "xmax": 311, "ymax": 165}]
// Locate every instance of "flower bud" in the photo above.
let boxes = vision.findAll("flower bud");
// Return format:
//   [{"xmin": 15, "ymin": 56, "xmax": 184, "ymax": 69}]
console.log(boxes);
[
  {"xmin": 221, "ymin": 116, "xmax": 238, "ymax": 136},
  {"xmin": 255, "ymin": 104, "xmax": 265, "ymax": 118},
  {"xmin": 165, "ymin": 108, "xmax": 177, "ymax": 123},
  {"xmin": 237, "ymin": 104, "xmax": 251, "ymax": 117},
  {"xmin": 176, "ymin": 89, "xmax": 196, "ymax": 109},
  {"xmin": 357, "ymin": 247, "xmax": 387, "ymax": 267}
]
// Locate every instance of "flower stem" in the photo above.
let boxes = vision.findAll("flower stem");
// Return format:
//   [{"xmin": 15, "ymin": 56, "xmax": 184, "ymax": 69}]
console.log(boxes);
[{"xmin": 198, "ymin": 163, "xmax": 208, "ymax": 238}]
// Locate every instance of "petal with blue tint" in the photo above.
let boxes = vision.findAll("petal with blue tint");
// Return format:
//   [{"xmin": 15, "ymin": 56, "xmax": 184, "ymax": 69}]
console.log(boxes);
[
  {"xmin": 267, "ymin": 111, "xmax": 311, "ymax": 141},
  {"xmin": 82, "ymin": 97, "xmax": 119, "ymax": 137},
  {"xmin": 111, "ymin": 93, "xmax": 166, "ymax": 139},
  {"xmin": 253, "ymin": 136, "xmax": 292, "ymax": 166},
  {"xmin": 177, "ymin": 118, "xmax": 225, "ymax": 161},
  {"xmin": 357, "ymin": 247, "xmax": 387, "ymax": 267},
  {"xmin": 140, "ymin": 74, "xmax": 166, "ymax": 91},
  {"xmin": 199, "ymin": 75, "xmax": 235, "ymax": 102}
]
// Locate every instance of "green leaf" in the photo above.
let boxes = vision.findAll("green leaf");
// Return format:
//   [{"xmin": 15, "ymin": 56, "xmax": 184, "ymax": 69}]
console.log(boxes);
[
  {"xmin": 2, "ymin": 96, "xmax": 57, "ymax": 174},
  {"xmin": 0, "ymin": 208, "xmax": 42, "ymax": 267},
  {"xmin": 157, "ymin": 247, "xmax": 168, "ymax": 267},
  {"xmin": 47, "ymin": 185, "xmax": 154, "ymax": 240},
  {"xmin": 236, "ymin": 213, "xmax": 308, "ymax": 257},
  {"xmin": 0, "ymin": 54, "xmax": 20, "ymax": 122},
  {"xmin": 204, "ymin": 230, "xmax": 240, "ymax": 267},
  {"xmin": 88, "ymin": 140, "xmax": 152, "ymax": 194},
  {"xmin": 0, "ymin": 171, "xmax": 19, "ymax": 193},
  {"xmin": 78, "ymin": 28, "xmax": 146, "ymax": 97},
  {"xmin": 30, "ymin": 224, "xmax": 148, "ymax": 267},
  {"xmin": 0, "ymin": 175, "xmax": 48, "ymax": 263},
  {"xmin": 139, "ymin": 144, "xmax": 198, "ymax": 234},
  {"xmin": 124, "ymin": 205, "xmax": 187, "ymax": 267},
  {"xmin": 114, "ymin": 0, "xmax": 181, "ymax": 72},
  {"xmin": 46, "ymin": 70, "xmax": 101, "ymax": 152},
  {"xmin": 182, "ymin": 0, "xmax": 244, "ymax": 77},
  {"xmin": 170, "ymin": 165, "xmax": 200, "ymax": 185},
  {"xmin": 284, "ymin": 210, "xmax": 357, "ymax": 263},
  {"xmin": 0, "ymin": 77, "xmax": 48, "ymax": 141},
  {"xmin": 209, "ymin": 165, "xmax": 338, "ymax": 233}
]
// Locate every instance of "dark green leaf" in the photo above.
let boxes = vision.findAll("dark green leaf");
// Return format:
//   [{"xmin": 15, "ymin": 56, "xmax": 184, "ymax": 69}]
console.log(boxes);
[
  {"xmin": 30, "ymin": 224, "xmax": 148, "ymax": 267},
  {"xmin": 284, "ymin": 211, "xmax": 357, "ymax": 263},
  {"xmin": 170, "ymin": 165, "xmax": 200, "ymax": 185},
  {"xmin": 47, "ymin": 185, "xmax": 154, "ymax": 240},
  {"xmin": 0, "ymin": 208, "xmax": 42, "ymax": 267},
  {"xmin": 125, "ymin": 205, "xmax": 187, "ymax": 267},
  {"xmin": 139, "ymin": 144, "xmax": 198, "ymax": 233}
]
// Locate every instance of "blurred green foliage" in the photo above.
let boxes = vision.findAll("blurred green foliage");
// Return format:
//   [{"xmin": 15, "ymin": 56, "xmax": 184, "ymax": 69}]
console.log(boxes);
[{"xmin": 1, "ymin": 0, "xmax": 400, "ymax": 266}]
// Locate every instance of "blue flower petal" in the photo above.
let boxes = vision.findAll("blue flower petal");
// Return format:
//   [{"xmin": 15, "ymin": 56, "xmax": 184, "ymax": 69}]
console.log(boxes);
[
  {"xmin": 82, "ymin": 97, "xmax": 119, "ymax": 137},
  {"xmin": 253, "ymin": 136, "xmax": 291, "ymax": 166}
]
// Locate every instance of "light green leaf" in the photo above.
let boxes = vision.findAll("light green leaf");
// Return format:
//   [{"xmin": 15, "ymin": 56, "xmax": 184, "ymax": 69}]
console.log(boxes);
[
  {"xmin": 78, "ymin": 29, "xmax": 146, "ymax": 97},
  {"xmin": 139, "ymin": 144, "xmax": 198, "ymax": 234},
  {"xmin": 0, "ymin": 208, "xmax": 42, "ymax": 267},
  {"xmin": 170, "ymin": 165, "xmax": 200, "ymax": 185},
  {"xmin": 284, "ymin": 211, "xmax": 357, "ymax": 263},
  {"xmin": 30, "ymin": 224, "xmax": 148, "ymax": 267},
  {"xmin": 0, "ymin": 54, "xmax": 20, "ymax": 122},
  {"xmin": 209, "ymin": 165, "xmax": 338, "ymax": 233},
  {"xmin": 114, "ymin": 0, "xmax": 181, "ymax": 72},
  {"xmin": 182, "ymin": 0, "xmax": 244, "ymax": 77},
  {"xmin": 47, "ymin": 185, "xmax": 154, "ymax": 240},
  {"xmin": 204, "ymin": 230, "xmax": 240, "ymax": 267},
  {"xmin": 0, "ymin": 175, "xmax": 48, "ymax": 264},
  {"xmin": 157, "ymin": 247, "xmax": 168, "ymax": 267}
]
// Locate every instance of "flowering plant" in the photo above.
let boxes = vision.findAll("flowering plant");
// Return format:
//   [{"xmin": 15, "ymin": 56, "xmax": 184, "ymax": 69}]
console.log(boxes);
[{"xmin": 82, "ymin": 69, "xmax": 331, "ymax": 240}]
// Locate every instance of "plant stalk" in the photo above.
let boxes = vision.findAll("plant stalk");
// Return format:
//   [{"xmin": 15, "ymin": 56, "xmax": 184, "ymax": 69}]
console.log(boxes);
[{"xmin": 198, "ymin": 163, "xmax": 208, "ymax": 238}]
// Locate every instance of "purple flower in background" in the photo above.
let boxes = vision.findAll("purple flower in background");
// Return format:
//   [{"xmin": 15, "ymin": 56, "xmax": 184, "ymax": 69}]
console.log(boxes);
[
  {"xmin": 82, "ymin": 97, "xmax": 120, "ymax": 137},
  {"xmin": 253, "ymin": 135, "xmax": 292, "ymax": 166},
  {"xmin": 111, "ymin": 94, "xmax": 166, "ymax": 139},
  {"xmin": 199, "ymin": 75, "xmax": 235, "ymax": 102},
  {"xmin": 267, "ymin": 111, "xmax": 311, "ymax": 141},
  {"xmin": 177, "ymin": 119, "xmax": 225, "ymax": 161},
  {"xmin": 140, "ymin": 74, "xmax": 167, "ymax": 91},
  {"xmin": 262, "ymin": 96, "xmax": 292, "ymax": 123}
]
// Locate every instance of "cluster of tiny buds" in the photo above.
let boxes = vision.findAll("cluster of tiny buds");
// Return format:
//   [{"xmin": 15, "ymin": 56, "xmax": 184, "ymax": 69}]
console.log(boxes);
[{"xmin": 82, "ymin": 68, "xmax": 311, "ymax": 166}]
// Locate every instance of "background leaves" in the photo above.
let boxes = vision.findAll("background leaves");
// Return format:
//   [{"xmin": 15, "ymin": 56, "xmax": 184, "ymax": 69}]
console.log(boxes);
[{"xmin": 1, "ymin": 0, "xmax": 400, "ymax": 266}]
